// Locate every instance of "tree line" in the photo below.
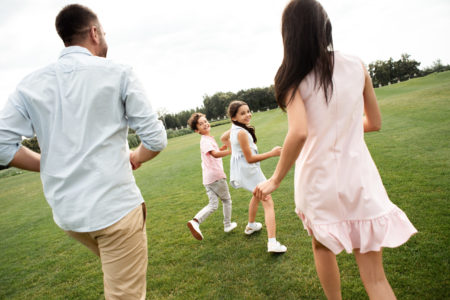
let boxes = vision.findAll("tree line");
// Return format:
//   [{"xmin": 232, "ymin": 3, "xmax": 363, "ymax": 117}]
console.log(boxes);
[
  {"xmin": 368, "ymin": 54, "xmax": 450, "ymax": 87},
  {"xmin": 159, "ymin": 86, "xmax": 278, "ymax": 130}
]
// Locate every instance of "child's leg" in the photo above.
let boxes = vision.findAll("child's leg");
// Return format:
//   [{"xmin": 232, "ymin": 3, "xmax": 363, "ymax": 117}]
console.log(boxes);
[
  {"xmin": 248, "ymin": 195, "xmax": 259, "ymax": 223},
  {"xmin": 209, "ymin": 179, "xmax": 232, "ymax": 226},
  {"xmin": 312, "ymin": 237, "xmax": 342, "ymax": 300},
  {"xmin": 193, "ymin": 184, "xmax": 219, "ymax": 224},
  {"xmin": 260, "ymin": 195, "xmax": 276, "ymax": 238},
  {"xmin": 353, "ymin": 249, "xmax": 396, "ymax": 300}
]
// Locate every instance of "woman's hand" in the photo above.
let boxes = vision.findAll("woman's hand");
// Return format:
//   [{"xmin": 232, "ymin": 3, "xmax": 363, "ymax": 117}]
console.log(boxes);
[{"xmin": 253, "ymin": 177, "xmax": 280, "ymax": 199}]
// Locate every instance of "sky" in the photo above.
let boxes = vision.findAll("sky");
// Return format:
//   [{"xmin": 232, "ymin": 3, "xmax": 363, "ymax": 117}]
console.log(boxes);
[{"xmin": 0, "ymin": 0, "xmax": 449, "ymax": 113}]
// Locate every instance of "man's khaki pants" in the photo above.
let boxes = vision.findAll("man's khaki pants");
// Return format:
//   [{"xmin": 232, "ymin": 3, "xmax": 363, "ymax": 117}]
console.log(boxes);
[{"xmin": 66, "ymin": 203, "xmax": 147, "ymax": 300}]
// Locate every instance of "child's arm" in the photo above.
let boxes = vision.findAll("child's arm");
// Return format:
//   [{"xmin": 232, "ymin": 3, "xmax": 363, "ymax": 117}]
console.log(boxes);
[
  {"xmin": 254, "ymin": 88, "xmax": 307, "ymax": 198},
  {"xmin": 209, "ymin": 148, "xmax": 231, "ymax": 158},
  {"xmin": 211, "ymin": 130, "xmax": 231, "ymax": 158},
  {"xmin": 362, "ymin": 66, "xmax": 381, "ymax": 132},
  {"xmin": 238, "ymin": 130, "xmax": 281, "ymax": 164},
  {"xmin": 220, "ymin": 130, "xmax": 231, "ymax": 149}
]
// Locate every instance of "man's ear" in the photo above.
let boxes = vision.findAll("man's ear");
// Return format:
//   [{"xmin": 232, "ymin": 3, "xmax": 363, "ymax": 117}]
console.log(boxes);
[{"xmin": 89, "ymin": 25, "xmax": 100, "ymax": 45}]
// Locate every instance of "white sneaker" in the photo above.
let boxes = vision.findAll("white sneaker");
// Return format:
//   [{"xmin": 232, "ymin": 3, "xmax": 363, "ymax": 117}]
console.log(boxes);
[
  {"xmin": 268, "ymin": 241, "xmax": 287, "ymax": 253},
  {"xmin": 187, "ymin": 220, "xmax": 203, "ymax": 240},
  {"xmin": 224, "ymin": 222, "xmax": 237, "ymax": 233},
  {"xmin": 244, "ymin": 222, "xmax": 262, "ymax": 235}
]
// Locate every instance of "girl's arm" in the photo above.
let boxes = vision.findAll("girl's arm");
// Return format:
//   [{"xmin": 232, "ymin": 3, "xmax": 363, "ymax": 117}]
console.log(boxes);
[
  {"xmin": 238, "ymin": 130, "xmax": 281, "ymax": 164},
  {"xmin": 220, "ymin": 129, "xmax": 231, "ymax": 149},
  {"xmin": 362, "ymin": 66, "xmax": 382, "ymax": 132},
  {"xmin": 253, "ymin": 88, "xmax": 307, "ymax": 198}
]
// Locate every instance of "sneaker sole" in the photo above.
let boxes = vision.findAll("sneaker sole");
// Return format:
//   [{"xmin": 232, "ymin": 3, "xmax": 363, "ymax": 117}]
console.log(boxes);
[
  {"xmin": 268, "ymin": 248, "xmax": 287, "ymax": 253},
  {"xmin": 224, "ymin": 224, "xmax": 237, "ymax": 233},
  {"xmin": 187, "ymin": 222, "xmax": 203, "ymax": 240},
  {"xmin": 244, "ymin": 227, "xmax": 262, "ymax": 235}
]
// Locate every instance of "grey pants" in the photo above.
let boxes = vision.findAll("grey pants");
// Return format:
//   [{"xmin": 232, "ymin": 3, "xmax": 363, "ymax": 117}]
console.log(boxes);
[{"xmin": 194, "ymin": 178, "xmax": 232, "ymax": 227}]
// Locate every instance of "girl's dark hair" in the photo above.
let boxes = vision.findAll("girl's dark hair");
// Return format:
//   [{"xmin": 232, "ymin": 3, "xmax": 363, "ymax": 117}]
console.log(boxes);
[
  {"xmin": 275, "ymin": 0, "xmax": 334, "ymax": 110},
  {"xmin": 55, "ymin": 4, "xmax": 99, "ymax": 46},
  {"xmin": 227, "ymin": 100, "xmax": 257, "ymax": 143}
]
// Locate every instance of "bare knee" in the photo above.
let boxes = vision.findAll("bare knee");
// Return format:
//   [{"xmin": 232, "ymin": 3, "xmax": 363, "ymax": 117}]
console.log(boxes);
[
  {"xmin": 312, "ymin": 237, "xmax": 331, "ymax": 252},
  {"xmin": 260, "ymin": 195, "xmax": 274, "ymax": 208},
  {"xmin": 354, "ymin": 250, "xmax": 388, "ymax": 283}
]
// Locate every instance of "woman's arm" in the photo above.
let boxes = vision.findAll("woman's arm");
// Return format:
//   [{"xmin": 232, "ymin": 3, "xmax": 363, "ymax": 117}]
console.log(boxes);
[
  {"xmin": 238, "ymin": 130, "xmax": 281, "ymax": 164},
  {"xmin": 362, "ymin": 66, "xmax": 382, "ymax": 132},
  {"xmin": 253, "ymin": 88, "xmax": 307, "ymax": 198}
]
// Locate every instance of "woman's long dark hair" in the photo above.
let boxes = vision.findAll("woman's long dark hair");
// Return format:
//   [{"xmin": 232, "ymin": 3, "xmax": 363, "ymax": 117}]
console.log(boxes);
[
  {"xmin": 275, "ymin": 0, "xmax": 334, "ymax": 110},
  {"xmin": 227, "ymin": 100, "xmax": 257, "ymax": 143}
]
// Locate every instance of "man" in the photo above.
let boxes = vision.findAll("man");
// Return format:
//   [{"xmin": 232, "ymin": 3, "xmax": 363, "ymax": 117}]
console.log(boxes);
[{"xmin": 0, "ymin": 4, "xmax": 167, "ymax": 299}]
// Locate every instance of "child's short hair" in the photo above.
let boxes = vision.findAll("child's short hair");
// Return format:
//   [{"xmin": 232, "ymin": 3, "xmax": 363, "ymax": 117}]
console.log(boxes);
[{"xmin": 187, "ymin": 112, "xmax": 206, "ymax": 131}]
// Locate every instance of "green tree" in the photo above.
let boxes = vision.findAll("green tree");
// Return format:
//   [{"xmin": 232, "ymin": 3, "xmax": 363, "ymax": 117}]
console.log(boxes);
[{"xmin": 22, "ymin": 136, "xmax": 40, "ymax": 153}]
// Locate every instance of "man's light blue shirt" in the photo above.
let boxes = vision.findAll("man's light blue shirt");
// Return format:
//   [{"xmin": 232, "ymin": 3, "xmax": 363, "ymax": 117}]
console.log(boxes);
[{"xmin": 0, "ymin": 46, "xmax": 167, "ymax": 231}]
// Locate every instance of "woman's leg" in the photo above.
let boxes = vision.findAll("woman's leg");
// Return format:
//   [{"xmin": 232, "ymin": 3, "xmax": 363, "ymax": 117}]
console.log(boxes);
[
  {"xmin": 260, "ymin": 194, "xmax": 276, "ymax": 238},
  {"xmin": 312, "ymin": 237, "xmax": 342, "ymax": 300},
  {"xmin": 353, "ymin": 249, "xmax": 396, "ymax": 300}
]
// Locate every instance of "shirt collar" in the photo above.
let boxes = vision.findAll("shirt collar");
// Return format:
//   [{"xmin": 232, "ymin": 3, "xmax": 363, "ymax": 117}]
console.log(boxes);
[{"xmin": 59, "ymin": 46, "xmax": 93, "ymax": 58}]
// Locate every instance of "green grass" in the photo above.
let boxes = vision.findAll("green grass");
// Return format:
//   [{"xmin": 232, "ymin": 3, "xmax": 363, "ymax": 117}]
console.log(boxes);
[{"xmin": 0, "ymin": 71, "xmax": 449, "ymax": 299}]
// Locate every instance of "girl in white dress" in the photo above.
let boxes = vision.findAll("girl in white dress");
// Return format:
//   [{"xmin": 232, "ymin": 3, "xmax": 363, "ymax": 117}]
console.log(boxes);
[
  {"xmin": 254, "ymin": 0, "xmax": 416, "ymax": 298},
  {"xmin": 222, "ymin": 100, "xmax": 287, "ymax": 253}
]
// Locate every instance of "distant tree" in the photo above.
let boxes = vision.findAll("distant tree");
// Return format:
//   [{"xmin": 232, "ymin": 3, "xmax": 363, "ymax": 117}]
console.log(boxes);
[
  {"xmin": 22, "ymin": 136, "xmax": 40, "ymax": 153},
  {"xmin": 368, "ymin": 54, "xmax": 421, "ymax": 87},
  {"xmin": 203, "ymin": 92, "xmax": 236, "ymax": 120}
]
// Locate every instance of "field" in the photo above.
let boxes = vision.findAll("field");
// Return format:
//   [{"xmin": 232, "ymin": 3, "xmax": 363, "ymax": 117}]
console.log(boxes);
[{"xmin": 0, "ymin": 71, "xmax": 449, "ymax": 299}]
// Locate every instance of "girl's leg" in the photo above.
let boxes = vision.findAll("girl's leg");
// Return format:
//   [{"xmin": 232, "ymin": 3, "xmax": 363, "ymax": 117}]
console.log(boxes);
[
  {"xmin": 312, "ymin": 237, "xmax": 342, "ymax": 300},
  {"xmin": 248, "ymin": 195, "xmax": 259, "ymax": 223},
  {"xmin": 260, "ymin": 195, "xmax": 276, "ymax": 238},
  {"xmin": 353, "ymin": 249, "xmax": 396, "ymax": 300}
]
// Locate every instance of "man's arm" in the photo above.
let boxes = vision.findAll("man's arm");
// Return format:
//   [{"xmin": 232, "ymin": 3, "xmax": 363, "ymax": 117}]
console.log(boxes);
[
  {"xmin": 129, "ymin": 144, "xmax": 160, "ymax": 170},
  {"xmin": 9, "ymin": 146, "xmax": 40, "ymax": 172},
  {"xmin": 0, "ymin": 94, "xmax": 36, "ymax": 170},
  {"xmin": 122, "ymin": 68, "xmax": 167, "ymax": 170}
]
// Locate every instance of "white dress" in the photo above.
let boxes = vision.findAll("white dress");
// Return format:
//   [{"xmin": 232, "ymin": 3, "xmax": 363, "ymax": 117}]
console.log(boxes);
[{"xmin": 229, "ymin": 124, "xmax": 266, "ymax": 192}]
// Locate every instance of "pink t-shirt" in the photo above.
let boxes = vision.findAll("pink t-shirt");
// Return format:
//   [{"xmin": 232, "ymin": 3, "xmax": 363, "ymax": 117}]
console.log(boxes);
[{"xmin": 200, "ymin": 135, "xmax": 226, "ymax": 185}]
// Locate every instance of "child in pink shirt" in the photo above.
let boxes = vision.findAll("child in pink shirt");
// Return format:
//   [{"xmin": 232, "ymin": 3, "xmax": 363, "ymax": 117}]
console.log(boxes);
[{"xmin": 186, "ymin": 113, "xmax": 237, "ymax": 240}]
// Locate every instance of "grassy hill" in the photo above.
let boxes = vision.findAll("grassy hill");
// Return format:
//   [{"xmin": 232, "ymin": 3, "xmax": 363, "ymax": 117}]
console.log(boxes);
[{"xmin": 0, "ymin": 71, "xmax": 448, "ymax": 299}]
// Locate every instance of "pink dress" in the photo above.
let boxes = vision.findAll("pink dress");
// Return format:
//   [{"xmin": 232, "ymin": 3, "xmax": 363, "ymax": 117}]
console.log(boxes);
[{"xmin": 295, "ymin": 52, "xmax": 417, "ymax": 254}]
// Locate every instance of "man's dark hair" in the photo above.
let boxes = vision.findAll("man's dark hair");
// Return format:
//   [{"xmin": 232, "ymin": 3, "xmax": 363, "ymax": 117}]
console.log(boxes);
[
  {"xmin": 187, "ymin": 113, "xmax": 206, "ymax": 131},
  {"xmin": 55, "ymin": 4, "xmax": 98, "ymax": 46}
]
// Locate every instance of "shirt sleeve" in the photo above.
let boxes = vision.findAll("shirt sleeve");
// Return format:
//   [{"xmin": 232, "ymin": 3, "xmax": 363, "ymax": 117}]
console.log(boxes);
[
  {"xmin": 200, "ymin": 138, "xmax": 216, "ymax": 155},
  {"xmin": 0, "ymin": 92, "xmax": 35, "ymax": 166},
  {"xmin": 121, "ymin": 67, "xmax": 167, "ymax": 152}
]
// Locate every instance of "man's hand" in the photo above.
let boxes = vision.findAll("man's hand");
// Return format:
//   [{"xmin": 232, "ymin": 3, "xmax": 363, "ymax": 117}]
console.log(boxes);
[{"xmin": 129, "ymin": 150, "xmax": 142, "ymax": 170}]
